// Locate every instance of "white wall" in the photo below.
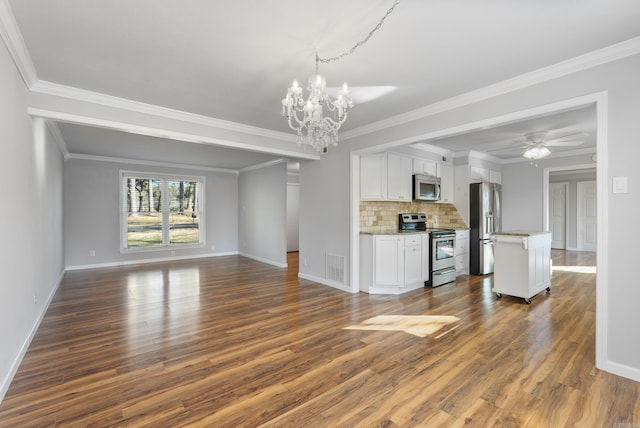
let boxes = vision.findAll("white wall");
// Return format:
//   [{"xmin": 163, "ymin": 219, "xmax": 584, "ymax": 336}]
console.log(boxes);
[
  {"xmin": 502, "ymin": 154, "xmax": 595, "ymax": 232},
  {"xmin": 238, "ymin": 163, "xmax": 287, "ymax": 267},
  {"xmin": 0, "ymin": 43, "xmax": 65, "ymax": 400},
  {"xmin": 298, "ymin": 145, "xmax": 351, "ymax": 291},
  {"xmin": 64, "ymin": 158, "xmax": 239, "ymax": 268},
  {"xmin": 286, "ymin": 183, "xmax": 299, "ymax": 252},
  {"xmin": 300, "ymin": 53, "xmax": 640, "ymax": 380}
]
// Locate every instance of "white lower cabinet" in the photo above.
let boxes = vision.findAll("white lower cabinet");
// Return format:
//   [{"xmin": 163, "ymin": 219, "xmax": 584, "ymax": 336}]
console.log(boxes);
[
  {"xmin": 373, "ymin": 235, "xmax": 403, "ymax": 286},
  {"xmin": 404, "ymin": 236, "xmax": 422, "ymax": 285},
  {"xmin": 421, "ymin": 234, "xmax": 430, "ymax": 282},
  {"xmin": 360, "ymin": 233, "xmax": 427, "ymax": 294},
  {"xmin": 455, "ymin": 229, "xmax": 469, "ymax": 275}
]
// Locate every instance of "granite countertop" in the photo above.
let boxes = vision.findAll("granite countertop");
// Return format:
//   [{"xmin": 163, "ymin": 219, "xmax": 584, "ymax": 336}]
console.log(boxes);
[
  {"xmin": 361, "ymin": 230, "xmax": 428, "ymax": 235},
  {"xmin": 493, "ymin": 230, "xmax": 552, "ymax": 237},
  {"xmin": 361, "ymin": 226, "xmax": 468, "ymax": 235}
]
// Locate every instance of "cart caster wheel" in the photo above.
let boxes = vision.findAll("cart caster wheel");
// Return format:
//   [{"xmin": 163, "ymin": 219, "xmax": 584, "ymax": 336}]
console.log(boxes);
[
  {"xmin": 524, "ymin": 298, "xmax": 532, "ymax": 304},
  {"xmin": 546, "ymin": 287, "xmax": 551, "ymax": 293},
  {"xmin": 496, "ymin": 293, "xmax": 502, "ymax": 299}
]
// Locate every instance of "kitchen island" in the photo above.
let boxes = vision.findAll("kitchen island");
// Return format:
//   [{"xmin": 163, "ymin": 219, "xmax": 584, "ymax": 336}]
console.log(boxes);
[{"xmin": 492, "ymin": 231, "xmax": 552, "ymax": 304}]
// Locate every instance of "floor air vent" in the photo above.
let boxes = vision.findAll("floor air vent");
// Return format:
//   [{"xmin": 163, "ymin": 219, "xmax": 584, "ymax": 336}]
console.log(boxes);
[{"xmin": 326, "ymin": 253, "xmax": 347, "ymax": 285}]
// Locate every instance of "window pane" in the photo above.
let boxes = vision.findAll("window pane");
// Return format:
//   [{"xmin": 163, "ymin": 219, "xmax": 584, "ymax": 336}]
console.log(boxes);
[
  {"xmin": 168, "ymin": 180, "xmax": 200, "ymax": 245},
  {"xmin": 127, "ymin": 178, "xmax": 163, "ymax": 247}
]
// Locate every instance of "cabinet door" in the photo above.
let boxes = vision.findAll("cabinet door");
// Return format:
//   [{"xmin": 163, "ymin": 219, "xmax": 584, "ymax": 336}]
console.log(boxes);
[
  {"xmin": 455, "ymin": 230, "xmax": 469, "ymax": 275},
  {"xmin": 360, "ymin": 153, "xmax": 387, "ymax": 200},
  {"xmin": 470, "ymin": 166, "xmax": 489, "ymax": 182},
  {"xmin": 489, "ymin": 170, "xmax": 502, "ymax": 184},
  {"xmin": 387, "ymin": 153, "xmax": 412, "ymax": 201},
  {"xmin": 404, "ymin": 245, "xmax": 422, "ymax": 285},
  {"xmin": 455, "ymin": 230, "xmax": 469, "ymax": 255},
  {"xmin": 413, "ymin": 158, "xmax": 437, "ymax": 176},
  {"xmin": 374, "ymin": 236, "xmax": 403, "ymax": 286},
  {"xmin": 437, "ymin": 163, "xmax": 454, "ymax": 203}
]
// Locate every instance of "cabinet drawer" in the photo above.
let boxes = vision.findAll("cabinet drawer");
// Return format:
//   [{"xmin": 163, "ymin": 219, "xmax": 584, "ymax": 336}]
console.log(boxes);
[{"xmin": 404, "ymin": 235, "xmax": 422, "ymax": 246}]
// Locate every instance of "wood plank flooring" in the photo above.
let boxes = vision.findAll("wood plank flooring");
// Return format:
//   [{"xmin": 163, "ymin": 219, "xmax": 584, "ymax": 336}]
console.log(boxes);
[{"xmin": 0, "ymin": 250, "xmax": 638, "ymax": 427}]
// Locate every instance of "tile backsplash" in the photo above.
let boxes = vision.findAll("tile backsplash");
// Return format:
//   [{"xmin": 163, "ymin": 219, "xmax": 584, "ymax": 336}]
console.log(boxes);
[{"xmin": 360, "ymin": 201, "xmax": 467, "ymax": 232}]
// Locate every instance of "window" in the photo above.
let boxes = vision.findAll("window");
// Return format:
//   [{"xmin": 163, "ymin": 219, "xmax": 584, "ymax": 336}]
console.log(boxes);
[{"xmin": 120, "ymin": 171, "xmax": 204, "ymax": 252}]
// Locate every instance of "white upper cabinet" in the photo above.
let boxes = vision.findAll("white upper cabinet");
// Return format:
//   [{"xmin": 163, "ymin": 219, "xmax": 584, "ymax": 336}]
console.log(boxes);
[
  {"xmin": 489, "ymin": 170, "xmax": 502, "ymax": 184},
  {"xmin": 470, "ymin": 166, "xmax": 502, "ymax": 184},
  {"xmin": 470, "ymin": 166, "xmax": 490, "ymax": 182},
  {"xmin": 360, "ymin": 153, "xmax": 387, "ymax": 200},
  {"xmin": 387, "ymin": 153, "xmax": 413, "ymax": 201},
  {"xmin": 436, "ymin": 163, "xmax": 454, "ymax": 203},
  {"xmin": 413, "ymin": 158, "xmax": 438, "ymax": 176}
]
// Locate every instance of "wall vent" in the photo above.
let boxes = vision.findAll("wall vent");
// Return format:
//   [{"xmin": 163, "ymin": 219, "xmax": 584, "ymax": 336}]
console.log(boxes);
[{"xmin": 326, "ymin": 253, "xmax": 347, "ymax": 285}]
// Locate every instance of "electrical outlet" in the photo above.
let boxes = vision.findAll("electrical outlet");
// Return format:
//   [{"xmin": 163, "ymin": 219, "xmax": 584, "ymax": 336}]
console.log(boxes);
[
  {"xmin": 303, "ymin": 258, "xmax": 308, "ymax": 267},
  {"xmin": 89, "ymin": 250, "xmax": 95, "ymax": 257},
  {"xmin": 211, "ymin": 244, "xmax": 215, "ymax": 251},
  {"xmin": 171, "ymin": 251, "xmax": 176, "ymax": 257},
  {"xmin": 33, "ymin": 292, "xmax": 37, "ymax": 304}
]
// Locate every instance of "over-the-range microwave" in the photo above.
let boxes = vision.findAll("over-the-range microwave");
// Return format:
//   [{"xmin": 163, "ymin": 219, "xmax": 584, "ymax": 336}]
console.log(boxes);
[{"xmin": 413, "ymin": 174, "xmax": 441, "ymax": 201}]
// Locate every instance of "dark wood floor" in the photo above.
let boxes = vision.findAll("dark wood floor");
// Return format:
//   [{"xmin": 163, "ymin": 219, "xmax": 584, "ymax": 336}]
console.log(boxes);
[{"xmin": 0, "ymin": 250, "xmax": 638, "ymax": 426}]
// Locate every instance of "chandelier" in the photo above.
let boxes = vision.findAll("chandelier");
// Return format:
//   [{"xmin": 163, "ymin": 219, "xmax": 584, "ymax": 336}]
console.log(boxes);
[{"xmin": 281, "ymin": 0, "xmax": 400, "ymax": 153}]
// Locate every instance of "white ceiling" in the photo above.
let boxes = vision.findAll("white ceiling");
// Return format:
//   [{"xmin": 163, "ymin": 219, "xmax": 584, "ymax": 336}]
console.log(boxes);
[
  {"xmin": 6, "ymin": 0, "xmax": 640, "ymax": 168},
  {"xmin": 418, "ymin": 104, "xmax": 597, "ymax": 160}
]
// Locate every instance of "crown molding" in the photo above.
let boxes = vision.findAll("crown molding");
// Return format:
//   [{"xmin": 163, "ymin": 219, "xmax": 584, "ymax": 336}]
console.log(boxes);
[
  {"xmin": 238, "ymin": 158, "xmax": 287, "ymax": 174},
  {"xmin": 501, "ymin": 146, "xmax": 597, "ymax": 164},
  {"xmin": 66, "ymin": 153, "xmax": 239, "ymax": 174},
  {"xmin": 453, "ymin": 149, "xmax": 504, "ymax": 164},
  {"xmin": 43, "ymin": 120, "xmax": 70, "ymax": 160},
  {"xmin": 342, "ymin": 36, "xmax": 640, "ymax": 141},
  {"xmin": 410, "ymin": 142, "xmax": 454, "ymax": 158},
  {"xmin": 0, "ymin": 0, "xmax": 37, "ymax": 87},
  {"xmin": 28, "ymin": 107, "xmax": 321, "ymax": 162},
  {"xmin": 30, "ymin": 80, "xmax": 299, "ymax": 143}
]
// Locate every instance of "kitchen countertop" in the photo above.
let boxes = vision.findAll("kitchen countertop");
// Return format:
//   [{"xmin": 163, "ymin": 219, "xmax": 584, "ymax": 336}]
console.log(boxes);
[
  {"xmin": 360, "ymin": 230, "xmax": 428, "ymax": 235},
  {"xmin": 361, "ymin": 227, "xmax": 468, "ymax": 235},
  {"xmin": 493, "ymin": 230, "xmax": 552, "ymax": 237}
]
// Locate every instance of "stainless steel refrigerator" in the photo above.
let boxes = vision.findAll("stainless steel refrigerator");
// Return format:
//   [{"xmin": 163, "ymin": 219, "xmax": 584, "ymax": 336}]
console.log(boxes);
[{"xmin": 469, "ymin": 182, "xmax": 502, "ymax": 275}]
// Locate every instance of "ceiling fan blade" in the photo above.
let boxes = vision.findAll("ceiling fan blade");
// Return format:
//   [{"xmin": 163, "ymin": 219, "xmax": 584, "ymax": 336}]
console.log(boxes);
[
  {"xmin": 544, "ymin": 140, "xmax": 584, "ymax": 147},
  {"xmin": 545, "ymin": 131, "xmax": 589, "ymax": 143}
]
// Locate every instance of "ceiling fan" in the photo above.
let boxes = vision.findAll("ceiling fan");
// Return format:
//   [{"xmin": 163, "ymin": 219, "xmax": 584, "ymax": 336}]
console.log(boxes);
[{"xmin": 518, "ymin": 131, "xmax": 587, "ymax": 161}]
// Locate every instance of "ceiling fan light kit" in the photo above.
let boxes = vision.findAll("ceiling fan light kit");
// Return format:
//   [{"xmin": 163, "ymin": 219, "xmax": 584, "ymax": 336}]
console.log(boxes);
[
  {"xmin": 281, "ymin": 0, "xmax": 400, "ymax": 153},
  {"xmin": 523, "ymin": 144, "xmax": 551, "ymax": 160},
  {"xmin": 520, "ymin": 131, "xmax": 586, "ymax": 165}
]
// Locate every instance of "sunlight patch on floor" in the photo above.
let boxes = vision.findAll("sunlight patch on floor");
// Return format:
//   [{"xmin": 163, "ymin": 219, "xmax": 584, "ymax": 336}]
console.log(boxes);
[
  {"xmin": 344, "ymin": 315, "xmax": 460, "ymax": 338},
  {"xmin": 552, "ymin": 265, "xmax": 596, "ymax": 274}
]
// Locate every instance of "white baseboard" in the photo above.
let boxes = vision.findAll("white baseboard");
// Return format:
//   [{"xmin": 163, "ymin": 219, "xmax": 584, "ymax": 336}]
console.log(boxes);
[
  {"xmin": 65, "ymin": 251, "xmax": 238, "ymax": 271},
  {"xmin": 601, "ymin": 359, "xmax": 640, "ymax": 382},
  {"xmin": 0, "ymin": 269, "xmax": 65, "ymax": 403},
  {"xmin": 238, "ymin": 252, "xmax": 287, "ymax": 268},
  {"xmin": 298, "ymin": 272, "xmax": 356, "ymax": 293}
]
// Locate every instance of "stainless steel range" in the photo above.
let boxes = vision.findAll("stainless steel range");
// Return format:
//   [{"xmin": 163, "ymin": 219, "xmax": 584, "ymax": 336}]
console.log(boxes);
[
  {"xmin": 428, "ymin": 229, "xmax": 457, "ymax": 287},
  {"xmin": 398, "ymin": 213, "xmax": 456, "ymax": 287}
]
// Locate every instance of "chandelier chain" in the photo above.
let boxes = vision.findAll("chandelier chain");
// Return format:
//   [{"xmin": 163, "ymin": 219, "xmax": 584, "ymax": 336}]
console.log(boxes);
[{"xmin": 317, "ymin": 0, "xmax": 400, "ymax": 65}]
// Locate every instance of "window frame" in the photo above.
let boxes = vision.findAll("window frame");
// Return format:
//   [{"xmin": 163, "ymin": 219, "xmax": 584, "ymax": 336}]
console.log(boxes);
[{"xmin": 119, "ymin": 170, "xmax": 206, "ymax": 253}]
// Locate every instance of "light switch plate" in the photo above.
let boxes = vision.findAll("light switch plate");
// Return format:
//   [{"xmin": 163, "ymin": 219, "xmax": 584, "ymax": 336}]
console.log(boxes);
[{"xmin": 612, "ymin": 176, "xmax": 628, "ymax": 194}]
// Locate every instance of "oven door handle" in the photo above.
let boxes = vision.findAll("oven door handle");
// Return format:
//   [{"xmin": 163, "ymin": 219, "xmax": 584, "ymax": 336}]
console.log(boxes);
[{"xmin": 434, "ymin": 267, "xmax": 457, "ymax": 275}]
